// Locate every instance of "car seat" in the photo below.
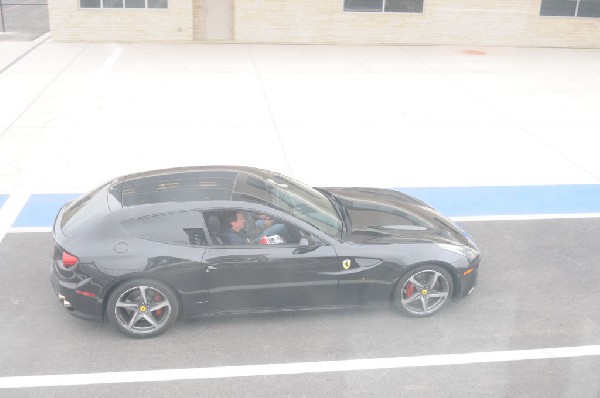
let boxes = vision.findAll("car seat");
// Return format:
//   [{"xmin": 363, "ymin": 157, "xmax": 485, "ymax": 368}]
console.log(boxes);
[{"xmin": 206, "ymin": 214, "xmax": 224, "ymax": 245}]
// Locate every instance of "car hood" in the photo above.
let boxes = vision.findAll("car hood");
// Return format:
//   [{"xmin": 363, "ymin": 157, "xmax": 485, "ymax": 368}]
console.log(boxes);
[{"xmin": 323, "ymin": 187, "xmax": 475, "ymax": 247}]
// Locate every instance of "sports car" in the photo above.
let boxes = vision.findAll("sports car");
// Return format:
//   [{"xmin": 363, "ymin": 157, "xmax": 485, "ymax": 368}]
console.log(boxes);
[{"xmin": 50, "ymin": 166, "xmax": 480, "ymax": 338}]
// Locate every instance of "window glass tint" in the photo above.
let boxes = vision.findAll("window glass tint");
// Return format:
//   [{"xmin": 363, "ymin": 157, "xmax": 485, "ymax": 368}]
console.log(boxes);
[
  {"xmin": 125, "ymin": 0, "xmax": 145, "ymax": 8},
  {"xmin": 208, "ymin": 209, "xmax": 305, "ymax": 246},
  {"xmin": 120, "ymin": 171, "xmax": 236, "ymax": 207},
  {"xmin": 265, "ymin": 173, "xmax": 342, "ymax": 238},
  {"xmin": 540, "ymin": 0, "xmax": 578, "ymax": 16},
  {"xmin": 242, "ymin": 210, "xmax": 303, "ymax": 245},
  {"xmin": 61, "ymin": 181, "xmax": 111, "ymax": 229},
  {"xmin": 344, "ymin": 0, "xmax": 383, "ymax": 12},
  {"xmin": 80, "ymin": 0, "xmax": 101, "ymax": 7},
  {"xmin": 345, "ymin": 0, "xmax": 424, "ymax": 12},
  {"xmin": 148, "ymin": 0, "xmax": 168, "ymax": 8},
  {"xmin": 385, "ymin": 0, "xmax": 423, "ymax": 13},
  {"xmin": 232, "ymin": 174, "xmax": 271, "ymax": 204},
  {"xmin": 123, "ymin": 211, "xmax": 208, "ymax": 246},
  {"xmin": 103, "ymin": 0, "xmax": 124, "ymax": 7},
  {"xmin": 79, "ymin": 0, "xmax": 165, "ymax": 8},
  {"xmin": 578, "ymin": 0, "xmax": 600, "ymax": 16}
]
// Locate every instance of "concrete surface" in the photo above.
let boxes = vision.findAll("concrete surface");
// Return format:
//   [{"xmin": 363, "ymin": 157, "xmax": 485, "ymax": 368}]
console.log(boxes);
[{"xmin": 0, "ymin": 41, "xmax": 599, "ymax": 197}]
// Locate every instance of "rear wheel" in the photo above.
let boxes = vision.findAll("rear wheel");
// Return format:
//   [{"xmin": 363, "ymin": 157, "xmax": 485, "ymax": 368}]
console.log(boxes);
[
  {"xmin": 106, "ymin": 279, "xmax": 179, "ymax": 338},
  {"xmin": 393, "ymin": 265, "xmax": 453, "ymax": 317}
]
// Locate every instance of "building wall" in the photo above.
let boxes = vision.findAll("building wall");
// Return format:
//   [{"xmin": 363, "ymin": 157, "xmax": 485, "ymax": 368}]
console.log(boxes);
[
  {"xmin": 234, "ymin": 0, "xmax": 600, "ymax": 48},
  {"xmin": 48, "ymin": 0, "xmax": 600, "ymax": 47},
  {"xmin": 48, "ymin": 0, "xmax": 195, "ymax": 42},
  {"xmin": 192, "ymin": 0, "xmax": 205, "ymax": 41}
]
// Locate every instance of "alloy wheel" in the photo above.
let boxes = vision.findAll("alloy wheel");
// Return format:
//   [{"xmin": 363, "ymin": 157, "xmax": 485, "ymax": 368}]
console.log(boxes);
[
  {"xmin": 113, "ymin": 285, "xmax": 172, "ymax": 336},
  {"xmin": 398, "ymin": 268, "xmax": 451, "ymax": 316}
]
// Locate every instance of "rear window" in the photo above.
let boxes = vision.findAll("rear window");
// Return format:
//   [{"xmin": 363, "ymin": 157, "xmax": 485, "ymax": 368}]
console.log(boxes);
[
  {"xmin": 119, "ymin": 171, "xmax": 237, "ymax": 207},
  {"xmin": 60, "ymin": 182, "xmax": 111, "ymax": 231}
]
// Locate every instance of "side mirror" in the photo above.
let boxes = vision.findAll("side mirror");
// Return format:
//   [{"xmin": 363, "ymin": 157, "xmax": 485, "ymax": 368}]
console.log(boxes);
[{"xmin": 294, "ymin": 237, "xmax": 320, "ymax": 254}]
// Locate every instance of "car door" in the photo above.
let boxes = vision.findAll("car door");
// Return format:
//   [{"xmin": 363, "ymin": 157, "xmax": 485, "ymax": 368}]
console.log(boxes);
[{"xmin": 201, "ymin": 210, "xmax": 340, "ymax": 312}]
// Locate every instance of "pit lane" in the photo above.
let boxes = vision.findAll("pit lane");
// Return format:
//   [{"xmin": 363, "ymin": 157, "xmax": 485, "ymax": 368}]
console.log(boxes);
[{"xmin": 0, "ymin": 219, "xmax": 599, "ymax": 397}]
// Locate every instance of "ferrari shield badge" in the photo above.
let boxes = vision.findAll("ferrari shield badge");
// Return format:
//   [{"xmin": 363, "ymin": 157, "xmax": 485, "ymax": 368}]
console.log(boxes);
[{"xmin": 342, "ymin": 259, "xmax": 352, "ymax": 270}]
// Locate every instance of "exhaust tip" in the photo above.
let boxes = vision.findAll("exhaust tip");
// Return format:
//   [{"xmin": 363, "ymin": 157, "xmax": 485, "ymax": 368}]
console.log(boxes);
[{"xmin": 58, "ymin": 294, "xmax": 72, "ymax": 309}]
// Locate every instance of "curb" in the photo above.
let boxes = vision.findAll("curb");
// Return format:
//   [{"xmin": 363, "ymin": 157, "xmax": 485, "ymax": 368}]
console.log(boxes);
[{"xmin": 0, "ymin": 31, "xmax": 51, "ymax": 75}]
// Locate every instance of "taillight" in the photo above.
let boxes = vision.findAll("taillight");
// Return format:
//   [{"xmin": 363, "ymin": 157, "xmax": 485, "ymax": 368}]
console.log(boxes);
[{"xmin": 62, "ymin": 252, "xmax": 79, "ymax": 268}]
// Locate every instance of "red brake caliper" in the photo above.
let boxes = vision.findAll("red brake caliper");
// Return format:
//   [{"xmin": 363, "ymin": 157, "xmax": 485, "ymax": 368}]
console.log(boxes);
[
  {"xmin": 405, "ymin": 282, "xmax": 415, "ymax": 298},
  {"xmin": 153, "ymin": 292, "xmax": 163, "ymax": 316}
]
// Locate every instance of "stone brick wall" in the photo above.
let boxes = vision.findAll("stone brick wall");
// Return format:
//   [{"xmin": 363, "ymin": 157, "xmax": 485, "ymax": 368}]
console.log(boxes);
[
  {"xmin": 48, "ymin": 0, "xmax": 600, "ymax": 47},
  {"xmin": 233, "ymin": 0, "xmax": 600, "ymax": 47},
  {"xmin": 48, "ymin": 0, "xmax": 194, "ymax": 42}
]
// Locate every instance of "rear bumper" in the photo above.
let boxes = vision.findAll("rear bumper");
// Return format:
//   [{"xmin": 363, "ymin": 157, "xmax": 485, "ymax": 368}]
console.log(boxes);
[{"xmin": 50, "ymin": 262, "xmax": 104, "ymax": 323}]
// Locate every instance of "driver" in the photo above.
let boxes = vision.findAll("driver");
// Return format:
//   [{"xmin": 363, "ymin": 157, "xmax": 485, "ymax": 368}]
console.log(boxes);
[{"xmin": 222, "ymin": 211, "xmax": 250, "ymax": 245}]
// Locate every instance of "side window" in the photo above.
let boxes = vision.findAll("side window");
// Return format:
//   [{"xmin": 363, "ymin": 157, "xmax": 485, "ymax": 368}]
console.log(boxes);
[
  {"xmin": 205, "ymin": 209, "xmax": 307, "ymax": 246},
  {"xmin": 242, "ymin": 210, "xmax": 304, "ymax": 246},
  {"xmin": 123, "ymin": 211, "xmax": 208, "ymax": 246}
]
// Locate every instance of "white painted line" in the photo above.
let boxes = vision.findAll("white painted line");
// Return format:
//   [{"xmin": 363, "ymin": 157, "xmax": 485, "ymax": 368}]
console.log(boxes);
[
  {"xmin": 451, "ymin": 213, "xmax": 600, "ymax": 222},
  {"xmin": 0, "ymin": 176, "xmax": 39, "ymax": 244},
  {"xmin": 0, "ymin": 190, "xmax": 31, "ymax": 243},
  {"xmin": 0, "ymin": 194, "xmax": 31, "ymax": 243},
  {"xmin": 96, "ymin": 46, "xmax": 123, "ymax": 77},
  {"xmin": 1, "ymin": 345, "xmax": 599, "ymax": 389},
  {"xmin": 0, "ymin": 138, "xmax": 48, "ymax": 243}
]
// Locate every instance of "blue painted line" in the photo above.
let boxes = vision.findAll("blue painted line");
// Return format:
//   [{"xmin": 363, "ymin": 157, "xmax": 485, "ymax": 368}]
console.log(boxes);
[
  {"xmin": 0, "ymin": 195, "xmax": 7, "ymax": 210},
  {"xmin": 399, "ymin": 185, "xmax": 600, "ymax": 217},
  {"xmin": 12, "ymin": 194, "xmax": 80, "ymax": 228},
  {"xmin": 6, "ymin": 185, "xmax": 600, "ymax": 227}
]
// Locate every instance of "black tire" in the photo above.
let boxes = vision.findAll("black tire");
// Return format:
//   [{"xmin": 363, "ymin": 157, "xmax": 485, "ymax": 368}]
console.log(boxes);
[
  {"xmin": 393, "ymin": 265, "xmax": 454, "ymax": 317},
  {"xmin": 106, "ymin": 279, "xmax": 179, "ymax": 338}
]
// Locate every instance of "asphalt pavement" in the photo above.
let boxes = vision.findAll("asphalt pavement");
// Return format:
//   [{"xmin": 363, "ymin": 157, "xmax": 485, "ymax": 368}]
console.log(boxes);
[
  {"xmin": 0, "ymin": 0, "xmax": 48, "ymax": 41},
  {"xmin": 1, "ymin": 219, "xmax": 599, "ymax": 396}
]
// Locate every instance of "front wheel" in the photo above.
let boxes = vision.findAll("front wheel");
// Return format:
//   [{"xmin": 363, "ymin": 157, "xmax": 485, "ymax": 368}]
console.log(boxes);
[
  {"xmin": 393, "ymin": 265, "xmax": 453, "ymax": 317},
  {"xmin": 106, "ymin": 279, "xmax": 179, "ymax": 338}
]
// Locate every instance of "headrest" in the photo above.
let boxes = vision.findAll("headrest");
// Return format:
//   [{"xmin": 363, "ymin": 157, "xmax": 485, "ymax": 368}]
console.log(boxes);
[{"xmin": 206, "ymin": 215, "xmax": 222, "ymax": 234}]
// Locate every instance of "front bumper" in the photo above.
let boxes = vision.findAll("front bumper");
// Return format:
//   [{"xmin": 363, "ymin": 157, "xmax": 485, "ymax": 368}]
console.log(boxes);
[{"xmin": 456, "ymin": 260, "xmax": 479, "ymax": 298}]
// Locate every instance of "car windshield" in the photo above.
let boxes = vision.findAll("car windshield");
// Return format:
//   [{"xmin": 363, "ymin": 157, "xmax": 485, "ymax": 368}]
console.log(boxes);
[{"xmin": 263, "ymin": 172, "xmax": 342, "ymax": 238}]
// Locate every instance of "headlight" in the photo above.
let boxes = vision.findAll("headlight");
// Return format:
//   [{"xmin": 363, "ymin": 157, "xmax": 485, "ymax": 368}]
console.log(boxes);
[{"xmin": 437, "ymin": 243, "xmax": 479, "ymax": 261}]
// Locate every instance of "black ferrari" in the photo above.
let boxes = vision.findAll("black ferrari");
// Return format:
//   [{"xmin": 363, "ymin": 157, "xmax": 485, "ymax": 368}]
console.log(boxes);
[{"xmin": 50, "ymin": 166, "xmax": 480, "ymax": 338}]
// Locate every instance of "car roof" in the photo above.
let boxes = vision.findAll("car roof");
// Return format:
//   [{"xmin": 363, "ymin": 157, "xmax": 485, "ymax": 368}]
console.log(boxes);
[
  {"xmin": 118, "ymin": 165, "xmax": 268, "ymax": 182},
  {"xmin": 110, "ymin": 166, "xmax": 275, "ymax": 208}
]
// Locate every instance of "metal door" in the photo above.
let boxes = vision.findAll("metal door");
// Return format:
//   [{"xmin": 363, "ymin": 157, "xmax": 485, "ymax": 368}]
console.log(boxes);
[
  {"xmin": 204, "ymin": 0, "xmax": 232, "ymax": 40},
  {"xmin": 202, "ymin": 244, "xmax": 339, "ymax": 312}
]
